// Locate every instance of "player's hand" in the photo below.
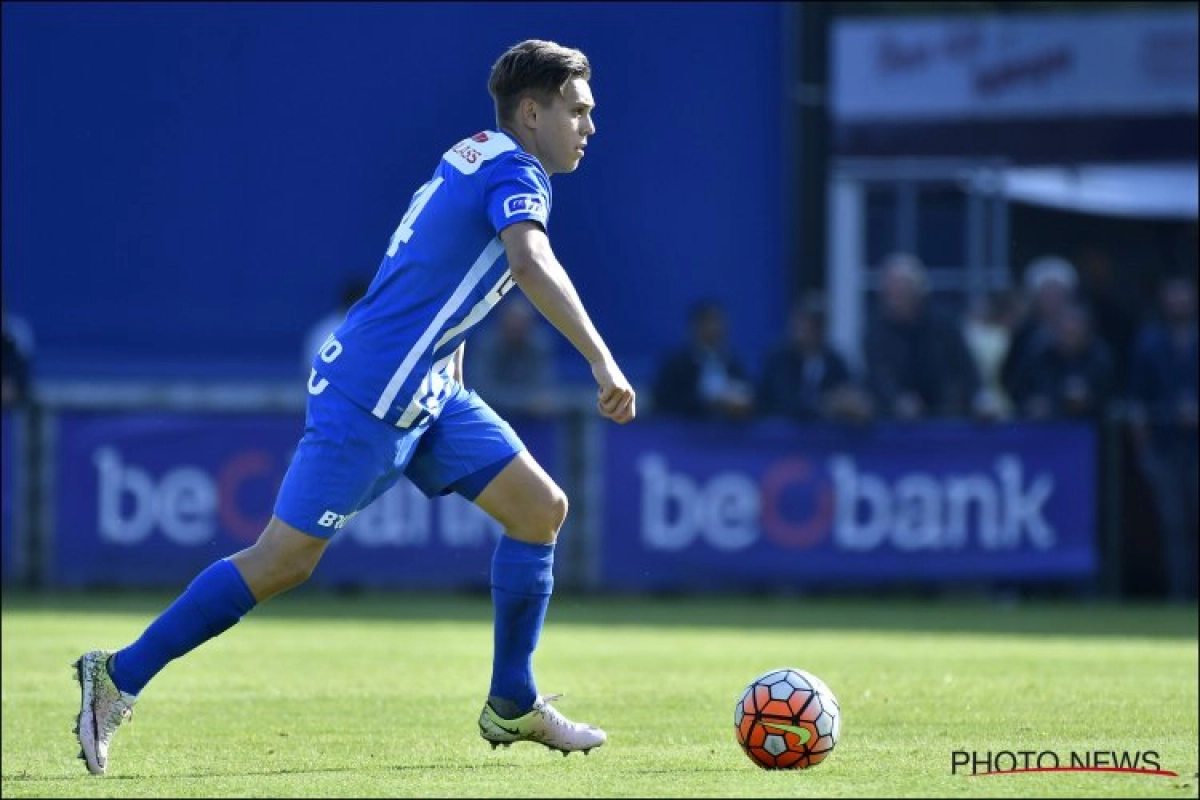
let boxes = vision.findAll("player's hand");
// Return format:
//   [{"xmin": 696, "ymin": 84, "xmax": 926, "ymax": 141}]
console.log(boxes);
[{"xmin": 591, "ymin": 358, "xmax": 636, "ymax": 424}]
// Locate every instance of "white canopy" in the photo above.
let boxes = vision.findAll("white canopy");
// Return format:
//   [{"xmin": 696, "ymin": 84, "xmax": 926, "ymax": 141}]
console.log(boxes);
[{"xmin": 1000, "ymin": 162, "xmax": 1198, "ymax": 220}]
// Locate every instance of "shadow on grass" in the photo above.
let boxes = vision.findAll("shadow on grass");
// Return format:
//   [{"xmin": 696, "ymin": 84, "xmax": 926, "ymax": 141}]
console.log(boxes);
[
  {"xmin": 3, "ymin": 760, "xmax": 750, "ymax": 784},
  {"xmin": 2, "ymin": 761, "xmax": 527, "ymax": 783},
  {"xmin": 2, "ymin": 588, "xmax": 1196, "ymax": 641}
]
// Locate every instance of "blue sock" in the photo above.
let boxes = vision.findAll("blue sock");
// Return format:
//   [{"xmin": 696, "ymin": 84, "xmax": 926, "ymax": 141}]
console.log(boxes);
[
  {"xmin": 108, "ymin": 558, "xmax": 257, "ymax": 696},
  {"xmin": 488, "ymin": 537, "xmax": 554, "ymax": 718}
]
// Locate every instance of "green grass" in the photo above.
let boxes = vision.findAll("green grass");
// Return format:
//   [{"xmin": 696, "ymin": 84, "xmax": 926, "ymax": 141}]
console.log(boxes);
[{"xmin": 2, "ymin": 591, "xmax": 1197, "ymax": 798}]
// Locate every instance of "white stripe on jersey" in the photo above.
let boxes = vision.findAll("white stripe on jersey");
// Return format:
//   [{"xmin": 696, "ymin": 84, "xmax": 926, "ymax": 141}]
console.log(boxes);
[
  {"xmin": 395, "ymin": 350, "xmax": 457, "ymax": 429},
  {"xmin": 372, "ymin": 237, "xmax": 506, "ymax": 419},
  {"xmin": 432, "ymin": 268, "xmax": 513, "ymax": 351}
]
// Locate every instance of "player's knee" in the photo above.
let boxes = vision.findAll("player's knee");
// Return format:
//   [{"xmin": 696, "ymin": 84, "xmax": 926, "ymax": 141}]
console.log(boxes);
[
  {"xmin": 279, "ymin": 554, "xmax": 318, "ymax": 588},
  {"xmin": 546, "ymin": 487, "xmax": 569, "ymax": 534},
  {"xmin": 255, "ymin": 551, "xmax": 317, "ymax": 593},
  {"xmin": 514, "ymin": 488, "xmax": 568, "ymax": 544},
  {"xmin": 240, "ymin": 528, "xmax": 324, "ymax": 595}
]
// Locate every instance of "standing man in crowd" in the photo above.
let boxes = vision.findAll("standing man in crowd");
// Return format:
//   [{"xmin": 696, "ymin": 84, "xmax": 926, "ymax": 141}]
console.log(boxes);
[
  {"xmin": 1129, "ymin": 274, "xmax": 1198, "ymax": 603},
  {"xmin": 863, "ymin": 253, "xmax": 985, "ymax": 420}
]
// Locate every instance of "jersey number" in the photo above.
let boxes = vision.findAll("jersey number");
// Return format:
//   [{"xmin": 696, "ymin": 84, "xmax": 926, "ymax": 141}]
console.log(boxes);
[{"xmin": 386, "ymin": 177, "xmax": 444, "ymax": 257}]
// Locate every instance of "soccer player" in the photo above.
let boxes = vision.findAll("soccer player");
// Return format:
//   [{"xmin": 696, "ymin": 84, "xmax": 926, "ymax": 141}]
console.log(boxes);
[{"xmin": 73, "ymin": 39, "xmax": 635, "ymax": 775}]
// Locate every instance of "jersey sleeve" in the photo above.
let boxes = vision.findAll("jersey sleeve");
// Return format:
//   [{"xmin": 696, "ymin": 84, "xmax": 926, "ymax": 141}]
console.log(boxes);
[{"xmin": 485, "ymin": 154, "xmax": 552, "ymax": 233}]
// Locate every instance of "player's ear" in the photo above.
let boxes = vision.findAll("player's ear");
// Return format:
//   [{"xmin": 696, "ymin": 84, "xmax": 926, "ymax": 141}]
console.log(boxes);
[{"xmin": 519, "ymin": 96, "xmax": 539, "ymax": 129}]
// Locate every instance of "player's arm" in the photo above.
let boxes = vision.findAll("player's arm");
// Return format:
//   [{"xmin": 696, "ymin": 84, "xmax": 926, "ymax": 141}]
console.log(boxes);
[{"xmin": 500, "ymin": 221, "xmax": 635, "ymax": 424}]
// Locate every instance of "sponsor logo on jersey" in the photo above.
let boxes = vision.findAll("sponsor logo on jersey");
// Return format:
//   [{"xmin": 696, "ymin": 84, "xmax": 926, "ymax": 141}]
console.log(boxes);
[
  {"xmin": 443, "ymin": 130, "xmax": 516, "ymax": 175},
  {"xmin": 504, "ymin": 193, "xmax": 547, "ymax": 219},
  {"xmin": 451, "ymin": 140, "xmax": 483, "ymax": 164}
]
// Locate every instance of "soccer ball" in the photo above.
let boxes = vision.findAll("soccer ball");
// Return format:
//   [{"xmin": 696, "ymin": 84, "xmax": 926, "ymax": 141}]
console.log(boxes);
[{"xmin": 734, "ymin": 667, "xmax": 841, "ymax": 770}]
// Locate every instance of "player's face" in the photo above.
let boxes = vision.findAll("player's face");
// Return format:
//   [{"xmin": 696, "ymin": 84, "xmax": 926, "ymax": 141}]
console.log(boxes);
[{"xmin": 534, "ymin": 78, "xmax": 595, "ymax": 175}]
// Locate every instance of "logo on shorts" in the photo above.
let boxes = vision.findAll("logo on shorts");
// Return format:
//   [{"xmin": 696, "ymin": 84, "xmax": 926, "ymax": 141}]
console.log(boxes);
[
  {"xmin": 317, "ymin": 510, "xmax": 357, "ymax": 530},
  {"xmin": 504, "ymin": 193, "xmax": 547, "ymax": 220}
]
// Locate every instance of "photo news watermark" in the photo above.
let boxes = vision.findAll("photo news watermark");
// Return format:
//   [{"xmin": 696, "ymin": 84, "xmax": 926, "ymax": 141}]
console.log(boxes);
[{"xmin": 951, "ymin": 749, "xmax": 1179, "ymax": 777}]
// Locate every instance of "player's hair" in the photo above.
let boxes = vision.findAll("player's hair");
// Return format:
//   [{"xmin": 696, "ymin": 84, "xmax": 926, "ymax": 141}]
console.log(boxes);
[{"xmin": 489, "ymin": 39, "xmax": 591, "ymax": 126}]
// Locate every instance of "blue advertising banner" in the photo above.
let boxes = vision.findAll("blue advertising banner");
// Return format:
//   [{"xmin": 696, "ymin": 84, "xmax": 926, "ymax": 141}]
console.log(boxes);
[
  {"xmin": 49, "ymin": 411, "xmax": 561, "ymax": 589},
  {"xmin": 1, "ymin": 409, "xmax": 19, "ymax": 583},
  {"xmin": 600, "ymin": 420, "xmax": 1098, "ymax": 590}
]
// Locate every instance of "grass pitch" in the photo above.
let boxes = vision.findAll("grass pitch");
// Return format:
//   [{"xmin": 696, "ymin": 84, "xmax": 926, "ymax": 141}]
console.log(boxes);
[{"xmin": 1, "ymin": 591, "xmax": 1196, "ymax": 798}]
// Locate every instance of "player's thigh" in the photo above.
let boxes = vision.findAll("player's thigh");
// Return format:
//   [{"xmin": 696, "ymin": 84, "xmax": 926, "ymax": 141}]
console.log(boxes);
[
  {"xmin": 404, "ymin": 384, "xmax": 526, "ymax": 501},
  {"xmin": 404, "ymin": 384, "xmax": 564, "ymax": 538},
  {"xmin": 274, "ymin": 383, "xmax": 411, "ymax": 538},
  {"xmin": 473, "ymin": 449, "xmax": 568, "ymax": 541}
]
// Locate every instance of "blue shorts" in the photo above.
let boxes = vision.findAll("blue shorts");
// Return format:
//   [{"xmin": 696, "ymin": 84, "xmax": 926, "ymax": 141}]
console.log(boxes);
[{"xmin": 274, "ymin": 380, "xmax": 524, "ymax": 538}]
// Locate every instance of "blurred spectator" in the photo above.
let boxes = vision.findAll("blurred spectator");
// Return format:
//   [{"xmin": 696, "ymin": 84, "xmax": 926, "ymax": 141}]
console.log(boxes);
[
  {"xmin": 961, "ymin": 290, "xmax": 1019, "ymax": 419},
  {"xmin": 862, "ymin": 253, "xmax": 987, "ymax": 421},
  {"xmin": 1128, "ymin": 274, "xmax": 1198, "ymax": 603},
  {"xmin": 1009, "ymin": 301, "xmax": 1115, "ymax": 422},
  {"xmin": 757, "ymin": 294, "xmax": 873, "ymax": 424},
  {"xmin": 1074, "ymin": 245, "xmax": 1139, "ymax": 389},
  {"xmin": 466, "ymin": 294, "xmax": 561, "ymax": 419},
  {"xmin": 1, "ymin": 306, "xmax": 35, "ymax": 407},
  {"xmin": 1001, "ymin": 255, "xmax": 1079, "ymax": 401},
  {"xmin": 653, "ymin": 300, "xmax": 754, "ymax": 420},
  {"xmin": 302, "ymin": 277, "xmax": 369, "ymax": 374}
]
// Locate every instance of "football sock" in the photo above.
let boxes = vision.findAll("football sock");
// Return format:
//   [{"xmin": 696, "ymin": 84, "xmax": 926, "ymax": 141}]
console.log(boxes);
[
  {"xmin": 488, "ymin": 536, "xmax": 555, "ymax": 718},
  {"xmin": 108, "ymin": 558, "xmax": 257, "ymax": 696}
]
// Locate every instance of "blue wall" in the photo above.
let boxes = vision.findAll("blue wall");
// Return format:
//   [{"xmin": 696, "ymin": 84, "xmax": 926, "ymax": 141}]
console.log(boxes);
[{"xmin": 3, "ymin": 2, "xmax": 788, "ymax": 382}]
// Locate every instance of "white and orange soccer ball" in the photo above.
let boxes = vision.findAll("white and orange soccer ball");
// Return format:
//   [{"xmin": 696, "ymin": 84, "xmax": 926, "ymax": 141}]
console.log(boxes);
[{"xmin": 734, "ymin": 667, "xmax": 841, "ymax": 770}]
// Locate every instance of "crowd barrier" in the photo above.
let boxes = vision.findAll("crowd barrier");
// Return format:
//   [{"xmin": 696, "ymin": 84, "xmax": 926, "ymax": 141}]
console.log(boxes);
[{"xmin": 1, "ymin": 407, "xmax": 1101, "ymax": 593}]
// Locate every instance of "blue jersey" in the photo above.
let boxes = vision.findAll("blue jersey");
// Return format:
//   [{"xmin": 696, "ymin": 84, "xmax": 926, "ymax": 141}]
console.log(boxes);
[{"xmin": 312, "ymin": 130, "xmax": 552, "ymax": 428}]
